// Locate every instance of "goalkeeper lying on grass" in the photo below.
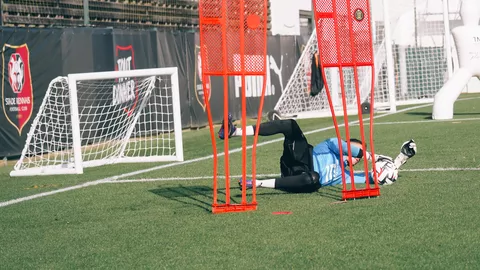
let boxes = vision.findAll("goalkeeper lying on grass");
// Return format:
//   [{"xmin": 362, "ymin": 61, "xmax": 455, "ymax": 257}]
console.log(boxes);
[{"xmin": 218, "ymin": 114, "xmax": 417, "ymax": 193}]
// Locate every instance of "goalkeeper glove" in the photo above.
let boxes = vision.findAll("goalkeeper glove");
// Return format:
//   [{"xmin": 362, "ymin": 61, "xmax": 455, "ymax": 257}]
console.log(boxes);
[
  {"xmin": 400, "ymin": 139, "xmax": 417, "ymax": 158},
  {"xmin": 394, "ymin": 139, "xmax": 417, "ymax": 168}
]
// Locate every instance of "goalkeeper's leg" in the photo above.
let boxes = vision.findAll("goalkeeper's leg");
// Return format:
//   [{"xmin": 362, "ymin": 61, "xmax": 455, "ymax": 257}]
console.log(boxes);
[
  {"xmin": 240, "ymin": 171, "xmax": 320, "ymax": 193},
  {"xmin": 228, "ymin": 118, "xmax": 315, "ymax": 191},
  {"xmin": 218, "ymin": 116, "xmax": 305, "ymax": 141}
]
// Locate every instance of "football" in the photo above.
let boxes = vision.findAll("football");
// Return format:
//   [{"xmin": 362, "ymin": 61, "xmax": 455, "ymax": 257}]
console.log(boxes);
[{"xmin": 375, "ymin": 159, "xmax": 398, "ymax": 185}]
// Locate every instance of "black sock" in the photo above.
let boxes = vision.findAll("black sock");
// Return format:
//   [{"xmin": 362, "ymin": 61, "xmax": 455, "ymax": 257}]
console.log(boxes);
[
  {"xmin": 275, "ymin": 172, "xmax": 320, "ymax": 193},
  {"xmin": 253, "ymin": 119, "xmax": 299, "ymax": 138}
]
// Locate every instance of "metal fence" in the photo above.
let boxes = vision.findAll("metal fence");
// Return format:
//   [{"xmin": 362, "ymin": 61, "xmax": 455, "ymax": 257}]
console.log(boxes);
[
  {"xmin": 0, "ymin": 0, "xmax": 272, "ymax": 31},
  {"xmin": 1, "ymin": 0, "xmax": 200, "ymax": 30}
]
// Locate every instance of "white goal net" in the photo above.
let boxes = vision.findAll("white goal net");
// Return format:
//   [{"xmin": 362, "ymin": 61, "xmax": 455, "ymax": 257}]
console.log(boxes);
[
  {"xmin": 275, "ymin": 0, "xmax": 461, "ymax": 119},
  {"xmin": 11, "ymin": 68, "xmax": 183, "ymax": 176}
]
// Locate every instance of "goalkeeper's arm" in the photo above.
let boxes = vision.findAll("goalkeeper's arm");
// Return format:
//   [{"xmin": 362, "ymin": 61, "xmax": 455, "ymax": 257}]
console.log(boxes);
[
  {"xmin": 364, "ymin": 139, "xmax": 417, "ymax": 169},
  {"xmin": 364, "ymin": 152, "xmax": 392, "ymax": 163},
  {"xmin": 326, "ymin": 138, "xmax": 364, "ymax": 158}
]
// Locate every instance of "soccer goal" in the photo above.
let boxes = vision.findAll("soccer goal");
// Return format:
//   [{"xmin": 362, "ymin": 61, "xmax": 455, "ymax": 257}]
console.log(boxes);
[
  {"xmin": 11, "ymin": 68, "xmax": 184, "ymax": 176},
  {"xmin": 274, "ymin": 0, "xmax": 459, "ymax": 119}
]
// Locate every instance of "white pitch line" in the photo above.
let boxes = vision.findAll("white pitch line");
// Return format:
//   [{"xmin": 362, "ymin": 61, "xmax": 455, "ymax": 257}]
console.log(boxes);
[
  {"xmin": 0, "ymin": 180, "xmax": 111, "ymax": 207},
  {"xmin": 1, "ymin": 97, "xmax": 479, "ymax": 208},
  {"xmin": 401, "ymin": 167, "xmax": 480, "ymax": 172},
  {"xmin": 355, "ymin": 117, "xmax": 480, "ymax": 126},
  {"xmin": 106, "ymin": 174, "xmax": 280, "ymax": 183},
  {"xmin": 108, "ymin": 167, "xmax": 480, "ymax": 183}
]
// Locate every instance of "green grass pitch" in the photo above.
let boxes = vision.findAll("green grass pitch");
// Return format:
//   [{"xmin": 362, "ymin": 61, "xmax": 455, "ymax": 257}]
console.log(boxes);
[{"xmin": 1, "ymin": 94, "xmax": 480, "ymax": 269}]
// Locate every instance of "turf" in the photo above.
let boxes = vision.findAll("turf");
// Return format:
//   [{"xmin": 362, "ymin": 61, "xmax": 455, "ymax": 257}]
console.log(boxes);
[{"xmin": 1, "ymin": 94, "xmax": 480, "ymax": 269}]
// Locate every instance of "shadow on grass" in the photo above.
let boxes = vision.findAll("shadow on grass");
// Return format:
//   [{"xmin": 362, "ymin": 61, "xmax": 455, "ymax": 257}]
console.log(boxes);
[
  {"xmin": 406, "ymin": 111, "xmax": 480, "ymax": 119},
  {"xmin": 149, "ymin": 184, "xmax": 348, "ymax": 212},
  {"xmin": 316, "ymin": 185, "xmax": 343, "ymax": 200},
  {"xmin": 229, "ymin": 185, "xmax": 344, "ymax": 201},
  {"xmin": 149, "ymin": 185, "xmax": 245, "ymax": 212}
]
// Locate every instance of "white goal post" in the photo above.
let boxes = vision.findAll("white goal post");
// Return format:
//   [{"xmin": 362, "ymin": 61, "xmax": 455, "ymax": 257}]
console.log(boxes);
[
  {"xmin": 274, "ymin": 0, "xmax": 461, "ymax": 119},
  {"xmin": 11, "ymin": 67, "xmax": 184, "ymax": 176}
]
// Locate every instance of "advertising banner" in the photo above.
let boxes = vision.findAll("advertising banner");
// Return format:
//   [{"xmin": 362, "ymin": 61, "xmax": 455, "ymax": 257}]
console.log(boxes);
[
  {"xmin": 0, "ymin": 27, "xmax": 307, "ymax": 158},
  {"xmin": 0, "ymin": 29, "xmax": 63, "ymax": 158}
]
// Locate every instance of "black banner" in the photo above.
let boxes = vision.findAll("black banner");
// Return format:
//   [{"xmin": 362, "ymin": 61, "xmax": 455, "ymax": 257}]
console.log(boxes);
[
  {"xmin": 156, "ymin": 31, "xmax": 192, "ymax": 128},
  {"xmin": 188, "ymin": 32, "xmax": 211, "ymax": 127},
  {"xmin": 0, "ymin": 28, "xmax": 63, "ymax": 158},
  {"xmin": 188, "ymin": 33, "xmax": 300, "ymax": 126},
  {"xmin": 0, "ymin": 27, "xmax": 308, "ymax": 158},
  {"xmin": 62, "ymin": 28, "xmax": 96, "ymax": 74}
]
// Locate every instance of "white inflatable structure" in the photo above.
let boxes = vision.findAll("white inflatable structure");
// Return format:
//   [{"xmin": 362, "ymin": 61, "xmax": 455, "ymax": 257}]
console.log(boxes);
[{"xmin": 432, "ymin": 0, "xmax": 480, "ymax": 120}]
